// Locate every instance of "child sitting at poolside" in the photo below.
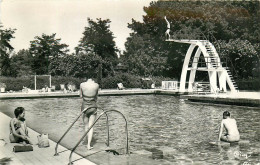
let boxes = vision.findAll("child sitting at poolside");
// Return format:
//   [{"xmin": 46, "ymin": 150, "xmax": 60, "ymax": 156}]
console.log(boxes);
[
  {"xmin": 9, "ymin": 107, "xmax": 33, "ymax": 144},
  {"xmin": 218, "ymin": 111, "xmax": 240, "ymax": 142}
]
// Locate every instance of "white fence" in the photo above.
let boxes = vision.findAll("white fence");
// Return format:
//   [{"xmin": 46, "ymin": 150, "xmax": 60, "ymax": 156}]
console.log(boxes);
[{"xmin": 161, "ymin": 81, "xmax": 178, "ymax": 90}]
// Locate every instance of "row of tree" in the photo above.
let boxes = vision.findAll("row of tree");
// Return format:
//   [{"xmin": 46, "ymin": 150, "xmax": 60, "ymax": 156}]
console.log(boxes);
[
  {"xmin": 0, "ymin": 18, "xmax": 118, "ymax": 78},
  {"xmin": 1, "ymin": 1, "xmax": 260, "ymax": 81}
]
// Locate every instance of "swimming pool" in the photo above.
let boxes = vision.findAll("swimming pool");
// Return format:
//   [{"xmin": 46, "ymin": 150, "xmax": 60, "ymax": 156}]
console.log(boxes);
[{"xmin": 1, "ymin": 95, "xmax": 259, "ymax": 164}]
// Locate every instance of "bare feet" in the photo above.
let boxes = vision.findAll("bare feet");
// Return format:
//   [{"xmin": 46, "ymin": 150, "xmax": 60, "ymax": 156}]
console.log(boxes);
[
  {"xmin": 87, "ymin": 146, "xmax": 93, "ymax": 150},
  {"xmin": 82, "ymin": 140, "xmax": 88, "ymax": 145}
]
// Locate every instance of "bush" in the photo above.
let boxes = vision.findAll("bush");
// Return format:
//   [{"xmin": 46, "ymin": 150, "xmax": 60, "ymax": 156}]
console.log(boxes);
[
  {"xmin": 1, "ymin": 74, "xmax": 177, "ymax": 91},
  {"xmin": 101, "ymin": 73, "xmax": 176, "ymax": 89},
  {"xmin": 51, "ymin": 76, "xmax": 85, "ymax": 90},
  {"xmin": 101, "ymin": 73, "xmax": 142, "ymax": 89},
  {"xmin": 237, "ymin": 78, "xmax": 260, "ymax": 91},
  {"xmin": 0, "ymin": 82, "xmax": 6, "ymax": 88},
  {"xmin": 0, "ymin": 76, "xmax": 86, "ymax": 91},
  {"xmin": 0, "ymin": 76, "xmax": 33, "ymax": 91}
]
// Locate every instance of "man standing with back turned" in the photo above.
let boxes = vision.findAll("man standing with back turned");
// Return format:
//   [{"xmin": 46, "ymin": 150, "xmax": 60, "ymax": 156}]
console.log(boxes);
[
  {"xmin": 80, "ymin": 78, "xmax": 99, "ymax": 150},
  {"xmin": 218, "ymin": 111, "xmax": 240, "ymax": 142}
]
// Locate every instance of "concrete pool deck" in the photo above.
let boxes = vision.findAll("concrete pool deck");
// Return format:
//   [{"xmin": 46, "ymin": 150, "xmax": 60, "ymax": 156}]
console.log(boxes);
[
  {"xmin": 182, "ymin": 91, "xmax": 260, "ymax": 107},
  {"xmin": 0, "ymin": 111, "xmax": 179, "ymax": 165},
  {"xmin": 0, "ymin": 89, "xmax": 259, "ymax": 107},
  {"xmin": 0, "ymin": 88, "xmax": 181, "ymax": 99},
  {"xmin": 0, "ymin": 112, "xmax": 96, "ymax": 165}
]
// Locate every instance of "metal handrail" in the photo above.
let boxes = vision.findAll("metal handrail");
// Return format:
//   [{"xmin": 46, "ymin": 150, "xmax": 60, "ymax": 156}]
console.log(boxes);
[
  {"xmin": 199, "ymin": 31, "xmax": 208, "ymax": 41},
  {"xmin": 69, "ymin": 109, "xmax": 129, "ymax": 165},
  {"xmin": 54, "ymin": 107, "xmax": 110, "ymax": 156},
  {"xmin": 226, "ymin": 58, "xmax": 239, "ymax": 79},
  {"xmin": 189, "ymin": 57, "xmax": 227, "ymax": 68},
  {"xmin": 193, "ymin": 82, "xmax": 217, "ymax": 94},
  {"xmin": 193, "ymin": 82, "xmax": 212, "ymax": 94},
  {"xmin": 207, "ymin": 31, "xmax": 222, "ymax": 55}
]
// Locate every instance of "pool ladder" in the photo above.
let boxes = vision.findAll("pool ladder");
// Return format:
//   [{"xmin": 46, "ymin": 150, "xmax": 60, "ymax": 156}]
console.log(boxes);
[{"xmin": 54, "ymin": 107, "xmax": 129, "ymax": 165}]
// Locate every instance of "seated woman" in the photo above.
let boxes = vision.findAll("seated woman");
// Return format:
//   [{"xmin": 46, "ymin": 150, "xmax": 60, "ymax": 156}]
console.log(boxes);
[{"xmin": 9, "ymin": 107, "xmax": 33, "ymax": 144}]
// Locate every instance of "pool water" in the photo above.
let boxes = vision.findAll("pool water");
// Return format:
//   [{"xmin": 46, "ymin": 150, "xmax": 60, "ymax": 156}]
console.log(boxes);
[{"xmin": 1, "ymin": 95, "xmax": 259, "ymax": 164}]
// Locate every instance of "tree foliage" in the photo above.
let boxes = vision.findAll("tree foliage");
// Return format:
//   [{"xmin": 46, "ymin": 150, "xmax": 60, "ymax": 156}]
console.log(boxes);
[
  {"xmin": 49, "ymin": 52, "xmax": 114, "ymax": 79},
  {"xmin": 0, "ymin": 25, "xmax": 15, "ymax": 76},
  {"xmin": 123, "ymin": 33, "xmax": 168, "ymax": 77},
  {"xmin": 10, "ymin": 49, "xmax": 33, "ymax": 77},
  {"xmin": 76, "ymin": 18, "xmax": 118, "ymax": 60},
  {"xmin": 75, "ymin": 18, "xmax": 119, "ymax": 78},
  {"xmin": 124, "ymin": 1, "xmax": 260, "ymax": 79},
  {"xmin": 219, "ymin": 39, "xmax": 259, "ymax": 79},
  {"xmin": 29, "ymin": 33, "xmax": 69, "ymax": 75},
  {"xmin": 49, "ymin": 53, "xmax": 101, "ymax": 78}
]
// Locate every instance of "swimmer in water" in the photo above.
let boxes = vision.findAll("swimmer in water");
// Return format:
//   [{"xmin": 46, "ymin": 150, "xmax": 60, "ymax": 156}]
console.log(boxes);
[{"xmin": 218, "ymin": 111, "xmax": 240, "ymax": 142}]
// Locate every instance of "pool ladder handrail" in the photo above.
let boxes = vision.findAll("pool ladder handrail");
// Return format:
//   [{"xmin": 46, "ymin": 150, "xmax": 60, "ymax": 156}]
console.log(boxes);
[
  {"xmin": 54, "ymin": 107, "xmax": 110, "ymax": 156},
  {"xmin": 68, "ymin": 109, "xmax": 129, "ymax": 165}
]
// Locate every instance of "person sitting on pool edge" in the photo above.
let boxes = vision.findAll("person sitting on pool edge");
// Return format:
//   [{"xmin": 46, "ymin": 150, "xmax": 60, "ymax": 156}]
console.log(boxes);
[
  {"xmin": 218, "ymin": 111, "xmax": 240, "ymax": 142},
  {"xmin": 80, "ymin": 78, "xmax": 99, "ymax": 150},
  {"xmin": 9, "ymin": 107, "xmax": 33, "ymax": 145}
]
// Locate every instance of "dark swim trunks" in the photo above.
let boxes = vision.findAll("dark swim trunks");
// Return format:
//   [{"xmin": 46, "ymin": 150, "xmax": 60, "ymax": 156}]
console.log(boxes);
[{"xmin": 81, "ymin": 100, "xmax": 97, "ymax": 118}]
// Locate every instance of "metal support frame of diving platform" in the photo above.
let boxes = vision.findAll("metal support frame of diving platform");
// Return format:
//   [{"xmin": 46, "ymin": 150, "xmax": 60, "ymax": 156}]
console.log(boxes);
[{"xmin": 166, "ymin": 39, "xmax": 239, "ymax": 93}]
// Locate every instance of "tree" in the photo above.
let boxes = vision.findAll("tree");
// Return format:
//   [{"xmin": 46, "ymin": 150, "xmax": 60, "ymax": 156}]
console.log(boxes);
[
  {"xmin": 0, "ymin": 25, "xmax": 16, "ymax": 76},
  {"xmin": 123, "ymin": 33, "xmax": 168, "ymax": 77},
  {"xmin": 49, "ymin": 52, "xmax": 114, "ymax": 78},
  {"xmin": 49, "ymin": 54, "xmax": 77, "ymax": 77},
  {"xmin": 219, "ymin": 39, "xmax": 259, "ymax": 79},
  {"xmin": 29, "ymin": 33, "xmax": 69, "ymax": 75},
  {"xmin": 74, "ymin": 53, "xmax": 103, "ymax": 78},
  {"xmin": 10, "ymin": 49, "xmax": 33, "ymax": 77},
  {"xmin": 76, "ymin": 18, "xmax": 117, "ymax": 57},
  {"xmin": 75, "ymin": 18, "xmax": 118, "ymax": 74},
  {"xmin": 124, "ymin": 1, "xmax": 260, "ymax": 79}
]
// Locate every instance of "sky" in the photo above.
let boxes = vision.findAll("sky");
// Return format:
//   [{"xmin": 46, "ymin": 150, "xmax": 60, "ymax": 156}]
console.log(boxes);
[{"xmin": 0, "ymin": 0, "xmax": 152, "ymax": 53}]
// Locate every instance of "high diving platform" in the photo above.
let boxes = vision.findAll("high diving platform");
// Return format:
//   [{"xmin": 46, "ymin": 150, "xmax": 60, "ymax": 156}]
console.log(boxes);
[{"xmin": 166, "ymin": 39, "xmax": 238, "ymax": 93}]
